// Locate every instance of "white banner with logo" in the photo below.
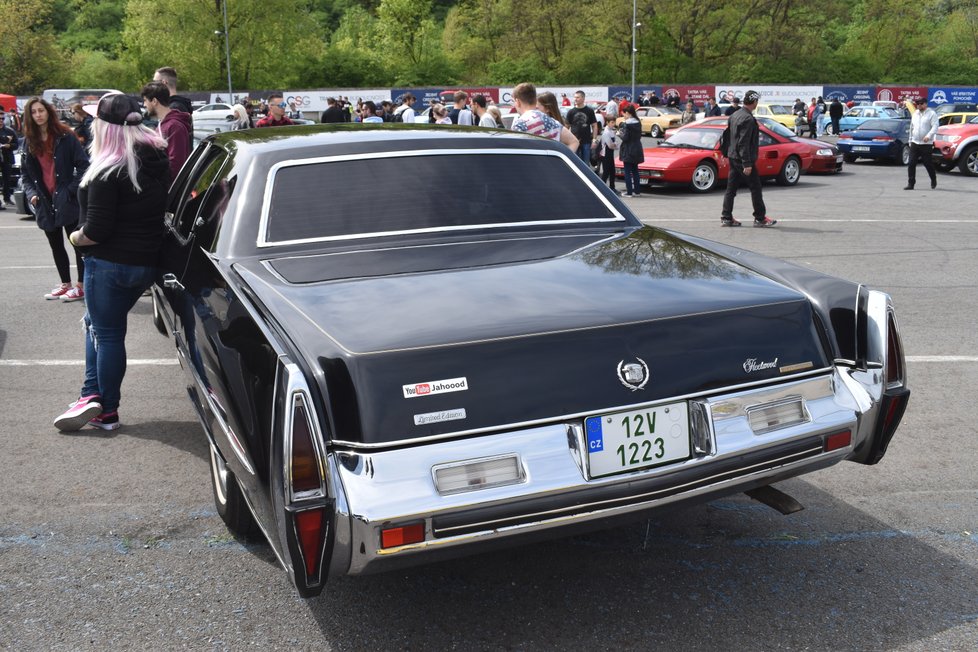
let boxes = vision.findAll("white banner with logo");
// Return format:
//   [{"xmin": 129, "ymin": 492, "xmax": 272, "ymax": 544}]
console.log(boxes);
[
  {"xmin": 498, "ymin": 86, "xmax": 608, "ymax": 106},
  {"xmin": 716, "ymin": 85, "xmax": 824, "ymax": 105}
]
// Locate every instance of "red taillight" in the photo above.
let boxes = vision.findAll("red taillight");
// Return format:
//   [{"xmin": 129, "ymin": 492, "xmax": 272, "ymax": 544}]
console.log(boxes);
[
  {"xmin": 294, "ymin": 508, "xmax": 324, "ymax": 576},
  {"xmin": 381, "ymin": 523, "xmax": 425, "ymax": 548},
  {"xmin": 290, "ymin": 398, "xmax": 321, "ymax": 494},
  {"xmin": 872, "ymin": 137, "xmax": 894, "ymax": 142},
  {"xmin": 838, "ymin": 133, "xmax": 852, "ymax": 139},
  {"xmin": 824, "ymin": 430, "xmax": 852, "ymax": 452}
]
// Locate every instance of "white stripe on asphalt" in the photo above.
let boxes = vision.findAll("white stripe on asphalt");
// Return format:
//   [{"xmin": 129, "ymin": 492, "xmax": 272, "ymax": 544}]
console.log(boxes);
[
  {"xmin": 0, "ymin": 359, "xmax": 178, "ymax": 366},
  {"xmin": 906, "ymin": 356, "xmax": 978, "ymax": 362}
]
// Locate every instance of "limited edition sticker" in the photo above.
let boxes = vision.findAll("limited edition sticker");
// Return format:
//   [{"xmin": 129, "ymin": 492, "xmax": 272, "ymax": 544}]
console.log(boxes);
[
  {"xmin": 413, "ymin": 409, "xmax": 467, "ymax": 426},
  {"xmin": 402, "ymin": 376, "xmax": 469, "ymax": 399}
]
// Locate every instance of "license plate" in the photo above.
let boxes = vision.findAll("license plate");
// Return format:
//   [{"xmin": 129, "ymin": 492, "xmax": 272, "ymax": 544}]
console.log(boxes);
[
  {"xmin": 853, "ymin": 146, "xmax": 871, "ymax": 152},
  {"xmin": 585, "ymin": 402, "xmax": 690, "ymax": 478}
]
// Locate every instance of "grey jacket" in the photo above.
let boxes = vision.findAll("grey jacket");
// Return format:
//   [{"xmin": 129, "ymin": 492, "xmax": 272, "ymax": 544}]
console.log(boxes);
[{"xmin": 727, "ymin": 108, "xmax": 759, "ymax": 167}]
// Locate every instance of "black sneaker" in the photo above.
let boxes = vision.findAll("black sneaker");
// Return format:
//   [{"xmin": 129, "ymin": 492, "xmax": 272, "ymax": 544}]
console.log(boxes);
[
  {"xmin": 931, "ymin": 180, "xmax": 937, "ymax": 189},
  {"xmin": 753, "ymin": 217, "xmax": 778, "ymax": 227},
  {"xmin": 904, "ymin": 184, "xmax": 914, "ymax": 190},
  {"xmin": 721, "ymin": 218, "xmax": 742, "ymax": 227}
]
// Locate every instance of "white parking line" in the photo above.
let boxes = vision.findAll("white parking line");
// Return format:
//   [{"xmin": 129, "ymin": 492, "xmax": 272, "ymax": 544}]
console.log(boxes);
[
  {"xmin": 906, "ymin": 356, "xmax": 978, "ymax": 363},
  {"xmin": 0, "ymin": 359, "xmax": 178, "ymax": 366}
]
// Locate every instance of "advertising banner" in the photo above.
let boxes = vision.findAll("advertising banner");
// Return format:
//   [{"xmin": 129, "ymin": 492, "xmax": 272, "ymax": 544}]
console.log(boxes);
[
  {"xmin": 875, "ymin": 86, "xmax": 926, "ymax": 104},
  {"xmin": 283, "ymin": 89, "xmax": 390, "ymax": 113},
  {"xmin": 499, "ymin": 86, "xmax": 607, "ymax": 105},
  {"xmin": 392, "ymin": 88, "xmax": 440, "ymax": 111},
  {"xmin": 822, "ymin": 86, "xmax": 874, "ymax": 104},
  {"xmin": 661, "ymin": 85, "xmax": 716, "ymax": 106},
  {"xmin": 718, "ymin": 85, "xmax": 823, "ymax": 105},
  {"xmin": 927, "ymin": 87, "xmax": 978, "ymax": 107},
  {"xmin": 608, "ymin": 85, "xmax": 660, "ymax": 103}
]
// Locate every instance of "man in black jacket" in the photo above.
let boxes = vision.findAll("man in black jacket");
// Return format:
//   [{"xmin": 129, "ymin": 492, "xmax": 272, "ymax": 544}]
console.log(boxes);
[
  {"xmin": 829, "ymin": 97, "xmax": 844, "ymax": 135},
  {"xmin": 720, "ymin": 90, "xmax": 777, "ymax": 228},
  {"xmin": 0, "ymin": 110, "xmax": 16, "ymax": 208}
]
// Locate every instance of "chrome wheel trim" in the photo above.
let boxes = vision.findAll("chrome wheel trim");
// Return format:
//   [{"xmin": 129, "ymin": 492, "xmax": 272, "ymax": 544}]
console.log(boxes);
[
  {"xmin": 210, "ymin": 444, "xmax": 229, "ymax": 506},
  {"xmin": 651, "ymin": 125, "xmax": 661, "ymax": 138},
  {"xmin": 692, "ymin": 164, "xmax": 716, "ymax": 190}
]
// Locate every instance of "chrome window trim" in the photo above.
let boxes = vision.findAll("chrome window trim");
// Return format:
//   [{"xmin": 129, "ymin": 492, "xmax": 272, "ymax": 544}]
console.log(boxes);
[
  {"xmin": 328, "ymin": 367, "xmax": 835, "ymax": 450},
  {"xmin": 256, "ymin": 149, "xmax": 628, "ymax": 248}
]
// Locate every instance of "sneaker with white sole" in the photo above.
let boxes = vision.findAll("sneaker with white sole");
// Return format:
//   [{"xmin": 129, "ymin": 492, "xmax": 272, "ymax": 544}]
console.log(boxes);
[
  {"xmin": 88, "ymin": 411, "xmax": 121, "ymax": 431},
  {"xmin": 54, "ymin": 395, "xmax": 103, "ymax": 432},
  {"xmin": 60, "ymin": 286, "xmax": 85, "ymax": 302},
  {"xmin": 45, "ymin": 284, "xmax": 71, "ymax": 300}
]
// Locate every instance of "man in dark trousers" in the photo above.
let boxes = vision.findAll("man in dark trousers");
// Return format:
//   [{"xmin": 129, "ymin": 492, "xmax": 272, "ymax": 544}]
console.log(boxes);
[
  {"xmin": 0, "ymin": 109, "xmax": 17, "ymax": 209},
  {"xmin": 829, "ymin": 97, "xmax": 844, "ymax": 135},
  {"xmin": 720, "ymin": 90, "xmax": 777, "ymax": 228}
]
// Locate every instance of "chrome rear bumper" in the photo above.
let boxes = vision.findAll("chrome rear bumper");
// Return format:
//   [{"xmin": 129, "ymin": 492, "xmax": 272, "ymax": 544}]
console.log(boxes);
[{"xmin": 328, "ymin": 370, "xmax": 870, "ymax": 576}]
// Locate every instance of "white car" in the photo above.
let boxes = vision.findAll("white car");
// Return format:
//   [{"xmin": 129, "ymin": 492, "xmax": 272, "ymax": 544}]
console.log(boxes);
[{"xmin": 193, "ymin": 103, "xmax": 234, "ymax": 120}]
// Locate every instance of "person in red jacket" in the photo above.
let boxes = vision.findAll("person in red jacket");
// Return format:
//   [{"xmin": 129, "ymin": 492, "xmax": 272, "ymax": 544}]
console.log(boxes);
[{"xmin": 141, "ymin": 82, "xmax": 192, "ymax": 181}]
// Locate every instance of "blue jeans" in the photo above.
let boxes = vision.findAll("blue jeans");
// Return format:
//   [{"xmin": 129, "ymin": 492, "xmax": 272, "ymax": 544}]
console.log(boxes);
[
  {"xmin": 623, "ymin": 162, "xmax": 640, "ymax": 195},
  {"xmin": 576, "ymin": 141, "xmax": 592, "ymax": 164},
  {"xmin": 81, "ymin": 257, "xmax": 158, "ymax": 412}
]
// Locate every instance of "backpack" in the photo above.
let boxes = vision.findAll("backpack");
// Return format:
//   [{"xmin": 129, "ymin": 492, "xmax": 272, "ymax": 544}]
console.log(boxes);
[
  {"xmin": 570, "ymin": 110, "xmax": 591, "ymax": 141},
  {"xmin": 391, "ymin": 106, "xmax": 406, "ymax": 123}
]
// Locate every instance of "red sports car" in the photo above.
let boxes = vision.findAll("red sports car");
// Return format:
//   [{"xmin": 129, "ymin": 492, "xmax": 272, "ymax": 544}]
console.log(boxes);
[{"xmin": 617, "ymin": 122, "xmax": 814, "ymax": 193}]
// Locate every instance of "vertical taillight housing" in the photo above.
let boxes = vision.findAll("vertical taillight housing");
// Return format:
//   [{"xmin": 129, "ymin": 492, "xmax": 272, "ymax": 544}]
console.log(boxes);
[
  {"xmin": 885, "ymin": 312, "xmax": 906, "ymax": 389},
  {"xmin": 288, "ymin": 394, "xmax": 323, "ymax": 497}
]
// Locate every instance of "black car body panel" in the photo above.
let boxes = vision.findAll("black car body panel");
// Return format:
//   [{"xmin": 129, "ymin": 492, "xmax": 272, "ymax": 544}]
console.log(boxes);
[{"xmin": 152, "ymin": 125, "xmax": 909, "ymax": 597}]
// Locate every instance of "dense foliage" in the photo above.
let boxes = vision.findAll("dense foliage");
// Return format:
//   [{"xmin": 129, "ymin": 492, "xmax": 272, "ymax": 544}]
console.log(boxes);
[{"xmin": 2, "ymin": 0, "xmax": 977, "ymax": 94}]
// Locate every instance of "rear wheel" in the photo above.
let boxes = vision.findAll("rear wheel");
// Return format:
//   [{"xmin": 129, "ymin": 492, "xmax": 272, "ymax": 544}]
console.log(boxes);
[
  {"xmin": 210, "ymin": 443, "xmax": 260, "ymax": 539},
  {"xmin": 776, "ymin": 156, "xmax": 802, "ymax": 186},
  {"xmin": 823, "ymin": 123, "xmax": 834, "ymax": 136},
  {"xmin": 843, "ymin": 153, "xmax": 857, "ymax": 163},
  {"xmin": 958, "ymin": 145, "xmax": 978, "ymax": 176},
  {"xmin": 650, "ymin": 125, "xmax": 662, "ymax": 138},
  {"xmin": 690, "ymin": 161, "xmax": 718, "ymax": 192}
]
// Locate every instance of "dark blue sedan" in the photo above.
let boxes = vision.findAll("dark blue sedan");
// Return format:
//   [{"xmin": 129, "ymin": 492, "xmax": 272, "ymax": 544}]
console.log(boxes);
[{"xmin": 837, "ymin": 118, "xmax": 912, "ymax": 164}]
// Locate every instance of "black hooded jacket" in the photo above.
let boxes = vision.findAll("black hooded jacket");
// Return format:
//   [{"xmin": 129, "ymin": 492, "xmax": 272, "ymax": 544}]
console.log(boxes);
[{"xmin": 77, "ymin": 145, "xmax": 170, "ymax": 266}]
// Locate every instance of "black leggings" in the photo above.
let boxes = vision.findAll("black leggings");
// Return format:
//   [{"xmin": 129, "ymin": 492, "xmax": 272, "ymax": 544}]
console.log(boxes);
[{"xmin": 44, "ymin": 224, "xmax": 85, "ymax": 284}]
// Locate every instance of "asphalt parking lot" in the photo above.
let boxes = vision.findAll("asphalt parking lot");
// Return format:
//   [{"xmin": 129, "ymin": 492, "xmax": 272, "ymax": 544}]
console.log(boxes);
[{"xmin": 1, "ymin": 155, "xmax": 976, "ymax": 651}]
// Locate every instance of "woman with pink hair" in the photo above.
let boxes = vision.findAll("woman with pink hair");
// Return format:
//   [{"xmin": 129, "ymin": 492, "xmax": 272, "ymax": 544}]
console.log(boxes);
[{"xmin": 54, "ymin": 94, "xmax": 170, "ymax": 432}]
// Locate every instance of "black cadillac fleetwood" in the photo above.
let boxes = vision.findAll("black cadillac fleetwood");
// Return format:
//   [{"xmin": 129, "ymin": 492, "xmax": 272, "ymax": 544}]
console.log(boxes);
[{"xmin": 152, "ymin": 125, "xmax": 909, "ymax": 597}]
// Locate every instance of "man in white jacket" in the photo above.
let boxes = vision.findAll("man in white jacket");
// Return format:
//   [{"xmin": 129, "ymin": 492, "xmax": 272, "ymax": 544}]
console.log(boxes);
[{"xmin": 906, "ymin": 97, "xmax": 939, "ymax": 190}]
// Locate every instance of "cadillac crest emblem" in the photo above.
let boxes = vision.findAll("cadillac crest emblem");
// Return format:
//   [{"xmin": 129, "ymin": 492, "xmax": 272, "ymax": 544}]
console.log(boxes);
[{"xmin": 617, "ymin": 358, "xmax": 650, "ymax": 391}]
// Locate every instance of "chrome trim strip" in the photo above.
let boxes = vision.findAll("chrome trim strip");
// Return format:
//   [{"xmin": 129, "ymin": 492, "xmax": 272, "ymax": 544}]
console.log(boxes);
[
  {"xmin": 256, "ymin": 149, "xmax": 627, "ymax": 248},
  {"xmin": 329, "ymin": 368, "xmax": 834, "ymax": 449},
  {"xmin": 433, "ymin": 445, "xmax": 826, "ymax": 536},
  {"xmin": 282, "ymin": 363, "xmax": 328, "ymax": 504}
]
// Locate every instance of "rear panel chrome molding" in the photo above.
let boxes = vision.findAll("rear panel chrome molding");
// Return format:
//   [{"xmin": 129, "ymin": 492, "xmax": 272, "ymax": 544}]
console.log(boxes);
[{"xmin": 327, "ymin": 371, "xmax": 863, "ymax": 576}]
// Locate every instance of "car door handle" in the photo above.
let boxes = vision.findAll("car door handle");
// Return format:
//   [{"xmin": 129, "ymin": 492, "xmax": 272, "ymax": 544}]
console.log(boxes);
[{"xmin": 162, "ymin": 273, "xmax": 185, "ymax": 291}]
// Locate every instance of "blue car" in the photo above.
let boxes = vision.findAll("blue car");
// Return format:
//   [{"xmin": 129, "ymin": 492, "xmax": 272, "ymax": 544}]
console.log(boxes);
[
  {"xmin": 837, "ymin": 118, "xmax": 912, "ymax": 165},
  {"xmin": 837, "ymin": 106, "xmax": 903, "ymax": 132}
]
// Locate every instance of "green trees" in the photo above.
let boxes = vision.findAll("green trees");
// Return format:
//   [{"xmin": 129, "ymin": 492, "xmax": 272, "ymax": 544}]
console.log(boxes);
[{"xmin": 1, "ymin": 0, "xmax": 976, "ymax": 94}]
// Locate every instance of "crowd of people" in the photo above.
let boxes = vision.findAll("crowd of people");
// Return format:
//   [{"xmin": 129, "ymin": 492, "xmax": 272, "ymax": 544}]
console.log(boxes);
[{"xmin": 0, "ymin": 71, "xmax": 942, "ymax": 432}]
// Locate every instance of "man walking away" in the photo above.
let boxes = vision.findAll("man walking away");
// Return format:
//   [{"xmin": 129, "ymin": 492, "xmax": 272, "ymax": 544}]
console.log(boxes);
[
  {"xmin": 153, "ymin": 67, "xmax": 193, "ymax": 114},
  {"xmin": 829, "ymin": 97, "xmax": 844, "ymax": 135},
  {"xmin": 321, "ymin": 97, "xmax": 346, "ymax": 123},
  {"xmin": 720, "ymin": 90, "xmax": 777, "ymax": 228},
  {"xmin": 906, "ymin": 97, "xmax": 939, "ymax": 190},
  {"xmin": 393, "ymin": 93, "xmax": 417, "ymax": 124},
  {"xmin": 141, "ymin": 82, "xmax": 192, "ymax": 181},
  {"xmin": 566, "ymin": 90, "xmax": 598, "ymax": 163}
]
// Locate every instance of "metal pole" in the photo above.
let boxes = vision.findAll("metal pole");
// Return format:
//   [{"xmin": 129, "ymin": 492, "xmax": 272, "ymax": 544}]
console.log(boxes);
[
  {"xmin": 222, "ymin": 0, "xmax": 233, "ymax": 98},
  {"xmin": 631, "ymin": 0, "xmax": 637, "ymax": 102}
]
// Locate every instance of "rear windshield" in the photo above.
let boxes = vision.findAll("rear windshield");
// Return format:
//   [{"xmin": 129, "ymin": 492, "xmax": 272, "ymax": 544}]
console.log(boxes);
[
  {"xmin": 858, "ymin": 119, "xmax": 903, "ymax": 131},
  {"xmin": 263, "ymin": 152, "xmax": 621, "ymax": 243}
]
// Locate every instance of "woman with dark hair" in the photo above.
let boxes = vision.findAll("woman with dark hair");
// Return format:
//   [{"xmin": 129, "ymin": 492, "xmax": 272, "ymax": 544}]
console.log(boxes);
[
  {"xmin": 20, "ymin": 97, "xmax": 90, "ymax": 301},
  {"xmin": 537, "ymin": 92, "xmax": 565, "ymax": 126},
  {"xmin": 617, "ymin": 104, "xmax": 645, "ymax": 197},
  {"xmin": 54, "ymin": 93, "xmax": 170, "ymax": 432}
]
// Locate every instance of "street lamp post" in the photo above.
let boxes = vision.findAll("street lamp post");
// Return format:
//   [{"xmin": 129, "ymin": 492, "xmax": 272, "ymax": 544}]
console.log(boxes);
[
  {"xmin": 220, "ymin": 0, "xmax": 233, "ymax": 99},
  {"xmin": 630, "ymin": 0, "xmax": 639, "ymax": 103}
]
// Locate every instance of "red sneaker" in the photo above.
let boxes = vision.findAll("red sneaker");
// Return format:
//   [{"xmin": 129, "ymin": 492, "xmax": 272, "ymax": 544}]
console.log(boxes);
[
  {"xmin": 88, "ymin": 411, "xmax": 121, "ymax": 431},
  {"xmin": 60, "ymin": 286, "xmax": 85, "ymax": 302},
  {"xmin": 45, "ymin": 284, "xmax": 71, "ymax": 300},
  {"xmin": 753, "ymin": 217, "xmax": 778, "ymax": 227}
]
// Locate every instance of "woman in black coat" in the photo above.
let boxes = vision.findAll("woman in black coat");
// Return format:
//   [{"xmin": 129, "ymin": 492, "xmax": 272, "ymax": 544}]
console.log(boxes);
[
  {"xmin": 20, "ymin": 97, "xmax": 90, "ymax": 302},
  {"xmin": 618, "ymin": 104, "xmax": 645, "ymax": 197}
]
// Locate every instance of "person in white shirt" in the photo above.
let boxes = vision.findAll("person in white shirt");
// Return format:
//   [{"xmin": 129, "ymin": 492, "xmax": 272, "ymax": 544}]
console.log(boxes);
[
  {"xmin": 472, "ymin": 94, "xmax": 497, "ymax": 128},
  {"xmin": 394, "ymin": 93, "xmax": 417, "ymax": 124},
  {"xmin": 906, "ymin": 96, "xmax": 939, "ymax": 190}
]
